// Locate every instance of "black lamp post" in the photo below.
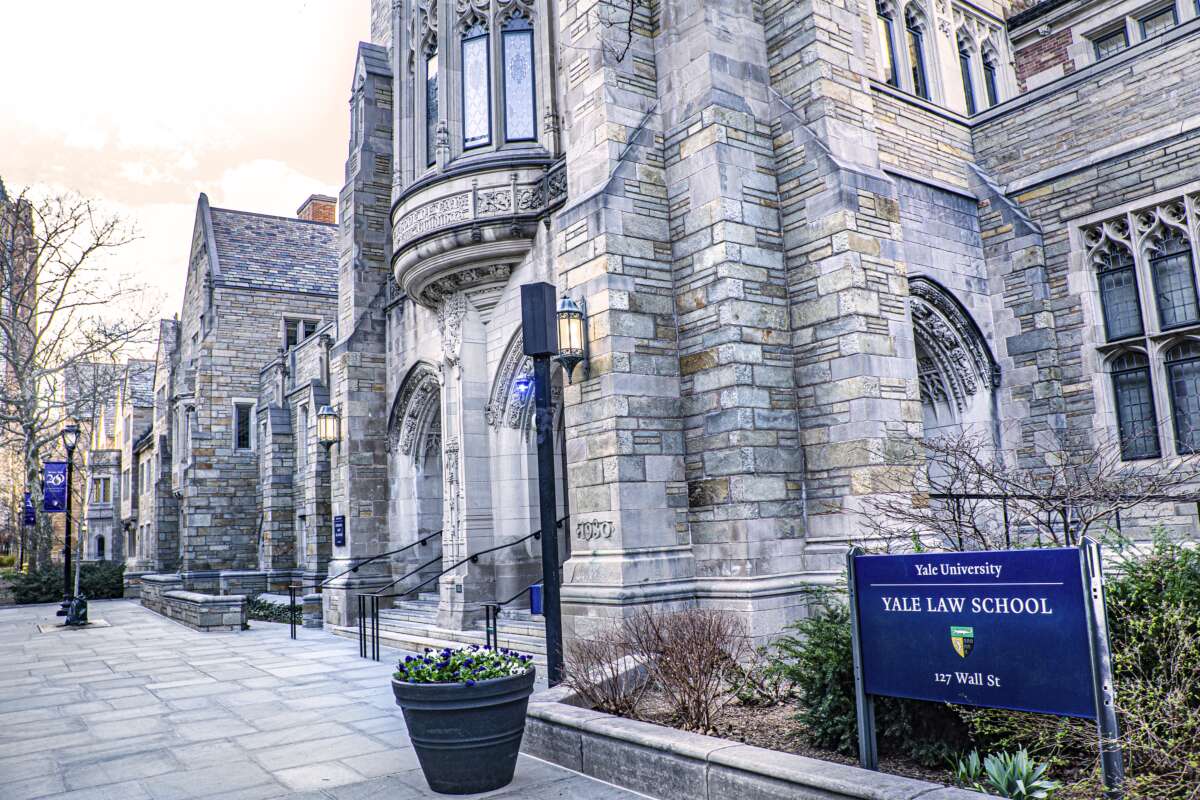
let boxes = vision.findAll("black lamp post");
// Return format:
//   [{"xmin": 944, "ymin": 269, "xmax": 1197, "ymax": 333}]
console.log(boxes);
[{"xmin": 59, "ymin": 420, "xmax": 80, "ymax": 616}]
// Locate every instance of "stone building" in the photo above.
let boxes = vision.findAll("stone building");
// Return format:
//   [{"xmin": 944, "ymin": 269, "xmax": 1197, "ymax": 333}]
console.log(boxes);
[{"xmin": 295, "ymin": 0, "xmax": 1200, "ymax": 645}]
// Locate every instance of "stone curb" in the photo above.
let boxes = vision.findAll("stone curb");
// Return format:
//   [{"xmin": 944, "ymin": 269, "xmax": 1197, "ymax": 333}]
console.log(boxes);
[{"xmin": 522, "ymin": 684, "xmax": 986, "ymax": 800}]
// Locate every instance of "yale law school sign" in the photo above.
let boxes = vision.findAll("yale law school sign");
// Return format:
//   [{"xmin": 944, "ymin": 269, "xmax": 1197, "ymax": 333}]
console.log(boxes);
[{"xmin": 848, "ymin": 540, "xmax": 1124, "ymax": 796}]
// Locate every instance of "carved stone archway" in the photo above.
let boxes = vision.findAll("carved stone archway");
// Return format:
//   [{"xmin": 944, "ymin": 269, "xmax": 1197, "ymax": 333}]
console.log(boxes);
[
  {"xmin": 909, "ymin": 277, "xmax": 999, "ymax": 421},
  {"xmin": 387, "ymin": 362, "xmax": 443, "ymax": 458}
]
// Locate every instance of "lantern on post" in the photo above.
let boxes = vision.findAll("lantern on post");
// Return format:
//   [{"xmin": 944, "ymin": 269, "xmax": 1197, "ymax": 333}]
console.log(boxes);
[
  {"xmin": 554, "ymin": 296, "xmax": 588, "ymax": 383},
  {"xmin": 316, "ymin": 405, "xmax": 341, "ymax": 450}
]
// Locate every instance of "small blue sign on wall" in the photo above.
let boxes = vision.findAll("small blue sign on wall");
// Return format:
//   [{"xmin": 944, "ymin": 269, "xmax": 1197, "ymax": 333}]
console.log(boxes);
[
  {"xmin": 333, "ymin": 515, "xmax": 345, "ymax": 547},
  {"xmin": 852, "ymin": 548, "xmax": 1095, "ymax": 719},
  {"xmin": 42, "ymin": 461, "xmax": 68, "ymax": 513},
  {"xmin": 22, "ymin": 492, "xmax": 35, "ymax": 526}
]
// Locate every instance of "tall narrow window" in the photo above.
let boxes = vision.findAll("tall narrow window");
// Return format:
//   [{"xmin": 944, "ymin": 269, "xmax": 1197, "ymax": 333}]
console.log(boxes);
[
  {"xmin": 297, "ymin": 405, "xmax": 308, "ymax": 470},
  {"xmin": 234, "ymin": 402, "xmax": 254, "ymax": 450},
  {"xmin": 958, "ymin": 38, "xmax": 976, "ymax": 115},
  {"xmin": 1167, "ymin": 341, "xmax": 1200, "ymax": 453},
  {"xmin": 1096, "ymin": 244, "xmax": 1143, "ymax": 340},
  {"xmin": 876, "ymin": 2, "xmax": 899, "ymax": 87},
  {"xmin": 1150, "ymin": 230, "xmax": 1199, "ymax": 329},
  {"xmin": 906, "ymin": 11, "xmax": 930, "ymax": 100},
  {"xmin": 461, "ymin": 22, "xmax": 491, "ymax": 149},
  {"xmin": 425, "ymin": 50, "xmax": 439, "ymax": 166},
  {"xmin": 1111, "ymin": 352, "xmax": 1160, "ymax": 459},
  {"xmin": 982, "ymin": 51, "xmax": 999, "ymax": 107},
  {"xmin": 502, "ymin": 13, "xmax": 536, "ymax": 142}
]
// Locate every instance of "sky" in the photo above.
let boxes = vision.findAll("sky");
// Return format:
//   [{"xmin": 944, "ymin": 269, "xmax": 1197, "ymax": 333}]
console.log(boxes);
[{"xmin": 0, "ymin": 0, "xmax": 372, "ymax": 317}]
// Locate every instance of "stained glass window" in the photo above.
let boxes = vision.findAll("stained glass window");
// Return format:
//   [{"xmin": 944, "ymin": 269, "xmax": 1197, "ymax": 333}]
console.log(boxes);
[
  {"xmin": 426, "ymin": 52, "xmax": 439, "ymax": 166},
  {"xmin": 1150, "ymin": 231, "xmax": 1198, "ymax": 329},
  {"xmin": 461, "ymin": 24, "xmax": 491, "ymax": 149},
  {"xmin": 958, "ymin": 40, "xmax": 976, "ymax": 115},
  {"xmin": 1096, "ymin": 245, "xmax": 1143, "ymax": 340},
  {"xmin": 503, "ymin": 15, "xmax": 536, "ymax": 142},
  {"xmin": 1111, "ymin": 352, "xmax": 1160, "ymax": 459},
  {"xmin": 1167, "ymin": 341, "xmax": 1200, "ymax": 453}
]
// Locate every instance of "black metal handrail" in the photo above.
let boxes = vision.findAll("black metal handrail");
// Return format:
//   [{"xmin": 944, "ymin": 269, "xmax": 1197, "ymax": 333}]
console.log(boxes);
[
  {"xmin": 482, "ymin": 579, "xmax": 542, "ymax": 650},
  {"xmin": 319, "ymin": 529, "xmax": 443, "ymax": 589},
  {"xmin": 372, "ymin": 530, "xmax": 542, "ymax": 599}
]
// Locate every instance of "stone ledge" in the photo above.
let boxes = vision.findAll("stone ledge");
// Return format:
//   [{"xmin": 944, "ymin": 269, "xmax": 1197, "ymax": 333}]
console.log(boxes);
[
  {"xmin": 523, "ymin": 684, "xmax": 985, "ymax": 800},
  {"xmin": 139, "ymin": 573, "xmax": 247, "ymax": 632}
]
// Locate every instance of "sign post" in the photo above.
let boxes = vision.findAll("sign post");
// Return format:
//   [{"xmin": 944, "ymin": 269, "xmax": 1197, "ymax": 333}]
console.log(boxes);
[{"xmin": 848, "ymin": 544, "xmax": 1123, "ymax": 797}]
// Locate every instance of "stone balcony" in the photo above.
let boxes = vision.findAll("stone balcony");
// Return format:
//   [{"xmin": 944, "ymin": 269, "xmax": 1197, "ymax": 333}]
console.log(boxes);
[{"xmin": 391, "ymin": 153, "xmax": 566, "ymax": 310}]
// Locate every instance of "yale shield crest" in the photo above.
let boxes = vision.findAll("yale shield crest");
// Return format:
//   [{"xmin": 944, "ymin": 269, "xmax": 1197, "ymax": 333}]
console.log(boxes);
[{"xmin": 951, "ymin": 626, "xmax": 975, "ymax": 658}]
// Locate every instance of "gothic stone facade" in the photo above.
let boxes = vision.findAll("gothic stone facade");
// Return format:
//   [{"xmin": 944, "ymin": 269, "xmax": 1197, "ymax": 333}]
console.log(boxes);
[{"xmin": 303, "ymin": 0, "xmax": 1200, "ymax": 641}]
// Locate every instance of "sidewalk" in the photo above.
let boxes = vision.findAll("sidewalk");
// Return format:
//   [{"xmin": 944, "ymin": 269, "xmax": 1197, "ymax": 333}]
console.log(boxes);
[{"xmin": 0, "ymin": 599, "xmax": 644, "ymax": 800}]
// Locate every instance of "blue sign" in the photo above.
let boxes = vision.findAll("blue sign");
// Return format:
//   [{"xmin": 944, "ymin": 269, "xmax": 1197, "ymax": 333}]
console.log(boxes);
[
  {"xmin": 852, "ymin": 548, "xmax": 1095, "ymax": 719},
  {"xmin": 333, "ymin": 515, "xmax": 345, "ymax": 547},
  {"xmin": 22, "ymin": 492, "xmax": 34, "ymax": 526},
  {"xmin": 42, "ymin": 461, "xmax": 67, "ymax": 513}
]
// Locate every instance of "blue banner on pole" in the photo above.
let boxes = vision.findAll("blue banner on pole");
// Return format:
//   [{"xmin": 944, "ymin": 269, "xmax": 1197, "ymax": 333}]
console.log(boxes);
[
  {"xmin": 22, "ymin": 491, "xmax": 34, "ymax": 526},
  {"xmin": 852, "ymin": 548, "xmax": 1095, "ymax": 719},
  {"xmin": 42, "ymin": 461, "xmax": 68, "ymax": 513}
]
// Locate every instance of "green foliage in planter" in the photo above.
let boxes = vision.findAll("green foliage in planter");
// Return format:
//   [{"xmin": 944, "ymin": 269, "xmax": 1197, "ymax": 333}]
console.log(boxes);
[
  {"xmin": 769, "ymin": 595, "xmax": 970, "ymax": 766},
  {"xmin": 395, "ymin": 645, "xmax": 533, "ymax": 686},
  {"xmin": 953, "ymin": 749, "xmax": 1060, "ymax": 799},
  {"xmin": 0, "ymin": 554, "xmax": 15, "ymax": 569},
  {"xmin": 245, "ymin": 595, "xmax": 300, "ymax": 625},
  {"xmin": 10, "ymin": 561, "xmax": 125, "ymax": 604}
]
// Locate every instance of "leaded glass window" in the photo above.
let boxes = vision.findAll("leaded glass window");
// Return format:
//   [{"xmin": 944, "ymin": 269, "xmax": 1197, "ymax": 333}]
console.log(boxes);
[
  {"xmin": 958, "ymin": 39, "xmax": 976, "ymax": 115},
  {"xmin": 502, "ymin": 13, "xmax": 536, "ymax": 142},
  {"xmin": 1096, "ymin": 245, "xmax": 1143, "ymax": 340},
  {"xmin": 1168, "ymin": 341, "xmax": 1200, "ymax": 453},
  {"xmin": 426, "ymin": 51, "xmax": 439, "ymax": 166},
  {"xmin": 1139, "ymin": 6, "xmax": 1176, "ymax": 39},
  {"xmin": 876, "ymin": 3, "xmax": 899, "ymax": 87},
  {"xmin": 1111, "ymin": 352, "xmax": 1160, "ymax": 459},
  {"xmin": 983, "ymin": 53, "xmax": 999, "ymax": 107},
  {"xmin": 1093, "ymin": 28, "xmax": 1128, "ymax": 60},
  {"xmin": 1150, "ymin": 230, "xmax": 1198, "ymax": 329},
  {"xmin": 461, "ymin": 22, "xmax": 491, "ymax": 150},
  {"xmin": 906, "ymin": 12, "xmax": 929, "ymax": 100}
]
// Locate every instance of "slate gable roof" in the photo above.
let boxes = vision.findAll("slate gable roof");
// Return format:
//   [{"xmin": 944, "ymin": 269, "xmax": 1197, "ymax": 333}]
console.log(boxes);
[
  {"xmin": 125, "ymin": 358, "xmax": 156, "ymax": 407},
  {"xmin": 207, "ymin": 206, "xmax": 338, "ymax": 297}
]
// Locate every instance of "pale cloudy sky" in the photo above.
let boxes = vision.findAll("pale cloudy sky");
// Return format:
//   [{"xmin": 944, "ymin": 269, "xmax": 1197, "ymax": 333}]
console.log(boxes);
[{"xmin": 0, "ymin": 0, "xmax": 372, "ymax": 316}]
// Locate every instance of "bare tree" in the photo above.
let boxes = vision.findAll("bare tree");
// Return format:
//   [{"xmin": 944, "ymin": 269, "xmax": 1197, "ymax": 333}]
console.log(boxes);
[
  {"xmin": 0, "ymin": 179, "xmax": 158, "ymax": 569},
  {"xmin": 859, "ymin": 423, "xmax": 1200, "ymax": 552}
]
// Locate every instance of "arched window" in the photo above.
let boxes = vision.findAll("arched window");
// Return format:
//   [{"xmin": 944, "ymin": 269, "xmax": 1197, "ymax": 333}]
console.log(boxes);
[
  {"xmin": 502, "ymin": 11, "xmax": 536, "ymax": 142},
  {"xmin": 1111, "ymin": 351, "xmax": 1159, "ymax": 459},
  {"xmin": 876, "ymin": 1, "xmax": 900, "ymax": 87},
  {"xmin": 426, "ymin": 48, "xmax": 439, "ymax": 166},
  {"xmin": 905, "ymin": 6, "xmax": 930, "ymax": 100},
  {"xmin": 1149, "ymin": 230, "xmax": 1198, "ymax": 329},
  {"xmin": 982, "ymin": 48, "xmax": 1000, "ymax": 107},
  {"xmin": 461, "ymin": 17, "xmax": 491, "ymax": 150},
  {"xmin": 1095, "ymin": 241, "xmax": 1143, "ymax": 340},
  {"xmin": 96, "ymin": 534, "xmax": 106, "ymax": 560},
  {"xmin": 957, "ymin": 35, "xmax": 976, "ymax": 115},
  {"xmin": 1167, "ymin": 340, "xmax": 1200, "ymax": 453}
]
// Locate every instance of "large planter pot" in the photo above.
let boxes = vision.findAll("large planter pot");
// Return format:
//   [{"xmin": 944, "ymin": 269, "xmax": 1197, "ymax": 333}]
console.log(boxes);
[{"xmin": 391, "ymin": 667, "xmax": 536, "ymax": 795}]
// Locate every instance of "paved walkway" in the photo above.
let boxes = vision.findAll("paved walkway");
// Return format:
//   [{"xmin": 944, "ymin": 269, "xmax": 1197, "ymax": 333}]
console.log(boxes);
[{"xmin": 0, "ymin": 600, "xmax": 641, "ymax": 800}]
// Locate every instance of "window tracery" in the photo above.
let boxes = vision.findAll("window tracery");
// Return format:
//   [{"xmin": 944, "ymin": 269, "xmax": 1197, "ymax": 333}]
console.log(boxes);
[
  {"xmin": 904, "ymin": 5, "xmax": 931, "ymax": 100},
  {"xmin": 1088, "ymin": 192, "xmax": 1200, "ymax": 459}
]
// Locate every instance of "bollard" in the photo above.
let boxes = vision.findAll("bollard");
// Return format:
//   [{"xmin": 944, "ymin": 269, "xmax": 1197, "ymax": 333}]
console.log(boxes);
[{"xmin": 302, "ymin": 593, "xmax": 323, "ymax": 629}]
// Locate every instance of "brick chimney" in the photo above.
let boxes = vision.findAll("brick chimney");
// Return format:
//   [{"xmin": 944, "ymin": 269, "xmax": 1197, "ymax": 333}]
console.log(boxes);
[{"xmin": 296, "ymin": 194, "xmax": 336, "ymax": 224}]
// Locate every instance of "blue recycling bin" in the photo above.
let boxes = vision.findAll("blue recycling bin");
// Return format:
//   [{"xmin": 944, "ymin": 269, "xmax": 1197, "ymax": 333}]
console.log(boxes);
[{"xmin": 529, "ymin": 583, "xmax": 543, "ymax": 616}]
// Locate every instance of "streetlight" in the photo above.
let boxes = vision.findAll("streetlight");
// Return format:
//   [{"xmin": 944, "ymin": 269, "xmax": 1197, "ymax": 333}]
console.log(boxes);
[
  {"xmin": 554, "ymin": 296, "xmax": 588, "ymax": 383},
  {"xmin": 316, "ymin": 405, "xmax": 341, "ymax": 450},
  {"xmin": 59, "ymin": 420, "xmax": 81, "ymax": 623}
]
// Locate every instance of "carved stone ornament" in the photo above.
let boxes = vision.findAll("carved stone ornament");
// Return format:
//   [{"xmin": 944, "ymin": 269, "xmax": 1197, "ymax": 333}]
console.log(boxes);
[
  {"xmin": 443, "ymin": 435, "xmax": 462, "ymax": 542},
  {"xmin": 387, "ymin": 363, "xmax": 442, "ymax": 456},
  {"xmin": 909, "ymin": 277, "xmax": 998, "ymax": 412},
  {"xmin": 485, "ymin": 329, "xmax": 534, "ymax": 430},
  {"xmin": 438, "ymin": 293, "xmax": 468, "ymax": 367}
]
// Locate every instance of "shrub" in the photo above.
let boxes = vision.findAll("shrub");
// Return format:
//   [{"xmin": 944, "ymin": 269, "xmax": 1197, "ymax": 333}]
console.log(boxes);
[
  {"xmin": 10, "ymin": 561, "xmax": 126, "ymax": 604},
  {"xmin": 953, "ymin": 749, "xmax": 1060, "ymax": 799},
  {"xmin": 564, "ymin": 623, "xmax": 649, "ymax": 717},
  {"xmin": 770, "ymin": 597, "xmax": 970, "ymax": 767},
  {"xmin": 245, "ymin": 595, "xmax": 301, "ymax": 625},
  {"xmin": 0, "ymin": 554, "xmax": 15, "ymax": 569},
  {"xmin": 624, "ymin": 607, "xmax": 749, "ymax": 734},
  {"xmin": 394, "ymin": 645, "xmax": 532, "ymax": 685},
  {"xmin": 727, "ymin": 645, "xmax": 794, "ymax": 707}
]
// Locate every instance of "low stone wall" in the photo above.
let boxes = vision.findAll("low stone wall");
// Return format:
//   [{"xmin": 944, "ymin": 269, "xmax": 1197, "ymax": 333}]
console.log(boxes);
[
  {"xmin": 140, "ymin": 574, "xmax": 247, "ymax": 632},
  {"xmin": 524, "ymin": 685, "xmax": 985, "ymax": 800}
]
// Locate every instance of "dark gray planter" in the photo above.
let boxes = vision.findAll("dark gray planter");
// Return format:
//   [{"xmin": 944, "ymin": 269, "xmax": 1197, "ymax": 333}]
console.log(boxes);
[{"xmin": 391, "ymin": 667, "xmax": 536, "ymax": 795}]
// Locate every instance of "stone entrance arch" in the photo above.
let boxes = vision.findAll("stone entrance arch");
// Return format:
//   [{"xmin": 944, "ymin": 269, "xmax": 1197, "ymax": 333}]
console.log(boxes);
[
  {"xmin": 387, "ymin": 361, "xmax": 444, "ymax": 588},
  {"xmin": 909, "ymin": 277, "xmax": 999, "ymax": 443}
]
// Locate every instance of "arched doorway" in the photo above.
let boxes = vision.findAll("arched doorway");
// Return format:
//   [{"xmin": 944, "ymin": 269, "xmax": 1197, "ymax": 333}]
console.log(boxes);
[
  {"xmin": 387, "ymin": 362, "xmax": 444, "ymax": 586},
  {"xmin": 95, "ymin": 534, "xmax": 106, "ymax": 561}
]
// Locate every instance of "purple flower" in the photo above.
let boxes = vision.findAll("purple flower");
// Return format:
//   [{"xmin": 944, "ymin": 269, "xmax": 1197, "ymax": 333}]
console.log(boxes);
[{"xmin": 465, "ymin": 679, "xmax": 476, "ymax": 686}]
